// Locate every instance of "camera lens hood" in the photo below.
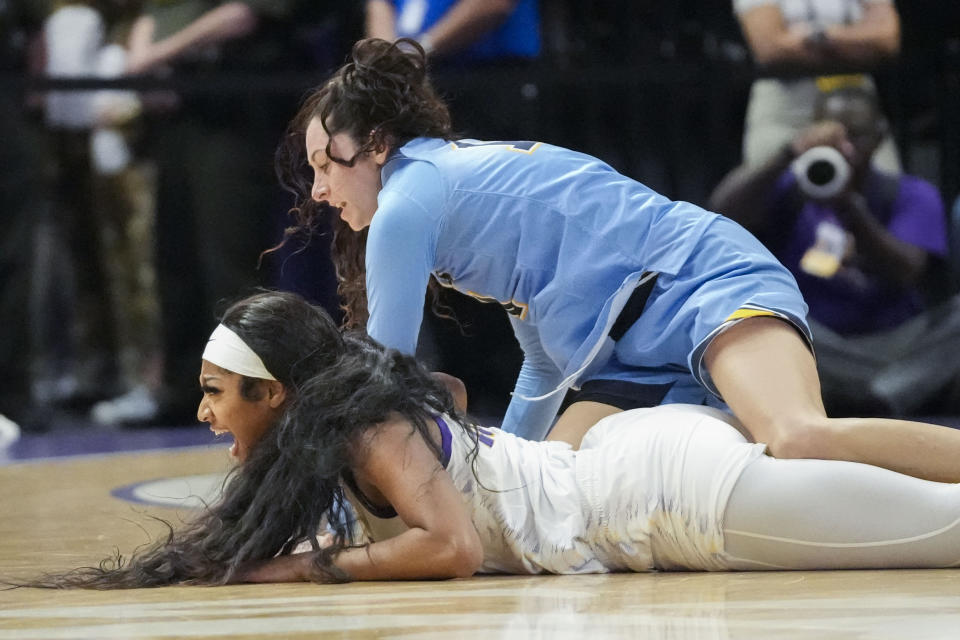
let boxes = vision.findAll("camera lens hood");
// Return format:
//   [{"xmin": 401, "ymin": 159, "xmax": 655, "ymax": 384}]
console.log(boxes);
[{"xmin": 791, "ymin": 145, "xmax": 851, "ymax": 199}]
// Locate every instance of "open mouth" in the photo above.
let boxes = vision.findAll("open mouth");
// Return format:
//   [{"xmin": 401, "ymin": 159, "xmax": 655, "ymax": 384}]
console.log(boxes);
[
  {"xmin": 318, "ymin": 200, "xmax": 342, "ymax": 216},
  {"xmin": 210, "ymin": 426, "xmax": 239, "ymax": 458}
]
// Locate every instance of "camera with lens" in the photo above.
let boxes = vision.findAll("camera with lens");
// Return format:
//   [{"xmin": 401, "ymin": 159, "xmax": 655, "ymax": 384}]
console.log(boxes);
[{"xmin": 791, "ymin": 145, "xmax": 851, "ymax": 200}]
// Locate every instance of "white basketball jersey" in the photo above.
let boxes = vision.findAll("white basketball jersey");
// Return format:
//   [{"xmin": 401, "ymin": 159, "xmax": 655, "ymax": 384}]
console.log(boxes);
[{"xmin": 345, "ymin": 406, "xmax": 766, "ymax": 574}]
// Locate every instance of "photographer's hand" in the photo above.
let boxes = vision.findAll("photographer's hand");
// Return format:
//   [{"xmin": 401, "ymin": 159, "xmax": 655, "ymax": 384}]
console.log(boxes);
[
  {"xmin": 791, "ymin": 120, "xmax": 855, "ymax": 162},
  {"xmin": 832, "ymin": 190, "xmax": 927, "ymax": 287}
]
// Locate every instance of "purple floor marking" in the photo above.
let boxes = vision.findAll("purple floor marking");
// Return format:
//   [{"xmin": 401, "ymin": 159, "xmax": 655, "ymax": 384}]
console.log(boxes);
[{"xmin": 0, "ymin": 425, "xmax": 218, "ymax": 465}]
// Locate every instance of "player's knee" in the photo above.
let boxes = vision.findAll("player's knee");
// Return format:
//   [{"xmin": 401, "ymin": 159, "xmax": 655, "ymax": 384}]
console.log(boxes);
[{"xmin": 763, "ymin": 415, "xmax": 840, "ymax": 460}]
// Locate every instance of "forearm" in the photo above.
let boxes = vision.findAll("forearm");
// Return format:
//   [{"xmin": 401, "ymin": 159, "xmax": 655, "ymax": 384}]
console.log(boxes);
[
  {"xmin": 242, "ymin": 527, "xmax": 481, "ymax": 583},
  {"xmin": 141, "ymin": 2, "xmax": 259, "ymax": 69},
  {"xmin": 501, "ymin": 358, "xmax": 566, "ymax": 440},
  {"xmin": 739, "ymin": 6, "xmax": 825, "ymax": 68},
  {"xmin": 741, "ymin": 4, "xmax": 899, "ymax": 73},
  {"xmin": 822, "ymin": 7, "xmax": 900, "ymax": 65},
  {"xmin": 502, "ymin": 319, "xmax": 565, "ymax": 439},
  {"xmin": 335, "ymin": 527, "xmax": 481, "ymax": 580},
  {"xmin": 502, "ymin": 389, "xmax": 565, "ymax": 441},
  {"xmin": 752, "ymin": 30, "xmax": 825, "ymax": 68},
  {"xmin": 418, "ymin": 0, "xmax": 517, "ymax": 56},
  {"xmin": 709, "ymin": 145, "xmax": 795, "ymax": 231},
  {"xmin": 127, "ymin": 15, "xmax": 155, "ymax": 57},
  {"xmin": 836, "ymin": 196, "xmax": 926, "ymax": 287}
]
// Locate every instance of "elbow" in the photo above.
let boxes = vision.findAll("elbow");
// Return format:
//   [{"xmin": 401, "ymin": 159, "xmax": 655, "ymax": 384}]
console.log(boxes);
[
  {"xmin": 876, "ymin": 12, "xmax": 902, "ymax": 58},
  {"xmin": 451, "ymin": 531, "xmax": 484, "ymax": 578},
  {"xmin": 747, "ymin": 32, "xmax": 808, "ymax": 67},
  {"xmin": 894, "ymin": 260, "xmax": 928, "ymax": 290},
  {"xmin": 438, "ymin": 530, "xmax": 483, "ymax": 578},
  {"xmin": 708, "ymin": 191, "xmax": 729, "ymax": 216},
  {"xmin": 746, "ymin": 36, "xmax": 793, "ymax": 67},
  {"xmin": 749, "ymin": 47, "xmax": 778, "ymax": 67},
  {"xmin": 487, "ymin": 0, "xmax": 519, "ymax": 20},
  {"xmin": 708, "ymin": 173, "xmax": 744, "ymax": 219},
  {"xmin": 431, "ymin": 372, "xmax": 468, "ymax": 413},
  {"xmin": 862, "ymin": 24, "xmax": 901, "ymax": 60},
  {"xmin": 887, "ymin": 246, "xmax": 930, "ymax": 289},
  {"xmin": 880, "ymin": 31, "xmax": 901, "ymax": 58},
  {"xmin": 223, "ymin": 2, "xmax": 260, "ymax": 38}
]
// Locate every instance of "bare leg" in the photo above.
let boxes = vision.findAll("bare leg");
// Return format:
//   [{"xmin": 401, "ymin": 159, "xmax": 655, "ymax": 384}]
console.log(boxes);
[
  {"xmin": 546, "ymin": 401, "xmax": 622, "ymax": 449},
  {"xmin": 705, "ymin": 316, "xmax": 960, "ymax": 483}
]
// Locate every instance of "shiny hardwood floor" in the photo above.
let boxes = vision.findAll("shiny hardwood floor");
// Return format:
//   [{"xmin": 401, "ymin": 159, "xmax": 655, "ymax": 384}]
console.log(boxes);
[{"xmin": 3, "ymin": 444, "xmax": 960, "ymax": 639}]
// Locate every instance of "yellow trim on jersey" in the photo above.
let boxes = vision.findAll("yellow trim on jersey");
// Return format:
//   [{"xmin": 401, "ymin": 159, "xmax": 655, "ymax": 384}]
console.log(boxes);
[
  {"xmin": 433, "ymin": 273, "xmax": 529, "ymax": 320},
  {"xmin": 724, "ymin": 308, "xmax": 778, "ymax": 322},
  {"xmin": 509, "ymin": 142, "xmax": 541, "ymax": 155},
  {"xmin": 448, "ymin": 141, "xmax": 541, "ymax": 155},
  {"xmin": 465, "ymin": 290, "xmax": 529, "ymax": 321}
]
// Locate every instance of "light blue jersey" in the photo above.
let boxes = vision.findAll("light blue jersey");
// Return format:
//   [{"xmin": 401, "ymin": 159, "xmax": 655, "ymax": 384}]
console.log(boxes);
[{"xmin": 366, "ymin": 138, "xmax": 809, "ymax": 439}]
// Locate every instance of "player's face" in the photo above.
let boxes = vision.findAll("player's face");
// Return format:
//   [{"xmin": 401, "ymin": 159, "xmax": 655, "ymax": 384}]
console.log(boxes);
[
  {"xmin": 197, "ymin": 361, "xmax": 281, "ymax": 461},
  {"xmin": 305, "ymin": 117, "xmax": 388, "ymax": 231}
]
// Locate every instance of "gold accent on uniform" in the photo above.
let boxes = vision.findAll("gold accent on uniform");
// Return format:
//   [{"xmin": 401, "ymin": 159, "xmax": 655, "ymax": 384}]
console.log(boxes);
[
  {"xmin": 509, "ymin": 142, "xmax": 541, "ymax": 155},
  {"xmin": 724, "ymin": 308, "xmax": 778, "ymax": 322},
  {"xmin": 815, "ymin": 74, "xmax": 868, "ymax": 93}
]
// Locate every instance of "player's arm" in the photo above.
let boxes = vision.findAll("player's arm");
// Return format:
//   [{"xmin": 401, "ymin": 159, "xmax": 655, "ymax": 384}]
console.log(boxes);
[
  {"xmin": 500, "ymin": 318, "xmax": 565, "ymax": 440},
  {"xmin": 241, "ymin": 416, "xmax": 483, "ymax": 582},
  {"xmin": 365, "ymin": 185, "xmax": 440, "ymax": 355}
]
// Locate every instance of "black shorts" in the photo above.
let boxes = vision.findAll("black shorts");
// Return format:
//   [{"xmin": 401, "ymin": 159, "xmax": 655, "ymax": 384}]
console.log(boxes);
[{"xmin": 562, "ymin": 379, "xmax": 674, "ymax": 412}]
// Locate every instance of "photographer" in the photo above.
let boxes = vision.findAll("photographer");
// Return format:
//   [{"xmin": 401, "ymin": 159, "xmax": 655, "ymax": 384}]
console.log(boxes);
[{"xmin": 711, "ymin": 85, "xmax": 959, "ymax": 416}]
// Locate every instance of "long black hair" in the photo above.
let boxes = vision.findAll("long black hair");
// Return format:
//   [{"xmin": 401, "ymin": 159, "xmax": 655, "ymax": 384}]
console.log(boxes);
[{"xmin": 15, "ymin": 290, "xmax": 467, "ymax": 588}]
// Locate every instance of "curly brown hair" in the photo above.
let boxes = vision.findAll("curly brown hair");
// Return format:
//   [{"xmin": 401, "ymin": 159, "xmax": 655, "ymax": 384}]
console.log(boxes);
[{"xmin": 273, "ymin": 38, "xmax": 454, "ymax": 329}]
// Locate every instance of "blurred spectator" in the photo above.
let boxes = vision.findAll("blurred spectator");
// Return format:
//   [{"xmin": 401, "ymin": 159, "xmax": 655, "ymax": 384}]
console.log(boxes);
[
  {"xmin": 366, "ymin": 0, "xmax": 539, "ymax": 139},
  {"xmin": 734, "ymin": 0, "xmax": 902, "ymax": 173},
  {"xmin": 711, "ymin": 86, "xmax": 960, "ymax": 416},
  {"xmin": 363, "ymin": 4, "xmax": 540, "ymax": 418},
  {"xmin": 37, "ymin": 1, "xmax": 163, "ymax": 425},
  {"xmin": 365, "ymin": 0, "xmax": 538, "ymax": 64},
  {"xmin": 953, "ymin": 195, "xmax": 960, "ymax": 288},
  {"xmin": 0, "ymin": 0, "xmax": 50, "ymax": 427},
  {"xmin": 119, "ymin": 0, "xmax": 354, "ymax": 423}
]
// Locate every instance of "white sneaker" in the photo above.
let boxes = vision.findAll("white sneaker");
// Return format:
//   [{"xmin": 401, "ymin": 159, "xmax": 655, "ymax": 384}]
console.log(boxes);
[
  {"xmin": 0, "ymin": 414, "xmax": 21, "ymax": 448},
  {"xmin": 90, "ymin": 386, "xmax": 159, "ymax": 425}
]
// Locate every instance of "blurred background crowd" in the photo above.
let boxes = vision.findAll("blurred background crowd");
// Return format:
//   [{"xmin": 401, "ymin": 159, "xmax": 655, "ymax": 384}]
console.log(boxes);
[{"xmin": 2, "ymin": 0, "xmax": 960, "ymax": 434}]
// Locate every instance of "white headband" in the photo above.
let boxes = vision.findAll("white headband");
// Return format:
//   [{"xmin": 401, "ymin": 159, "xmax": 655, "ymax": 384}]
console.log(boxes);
[{"xmin": 202, "ymin": 324, "xmax": 277, "ymax": 381}]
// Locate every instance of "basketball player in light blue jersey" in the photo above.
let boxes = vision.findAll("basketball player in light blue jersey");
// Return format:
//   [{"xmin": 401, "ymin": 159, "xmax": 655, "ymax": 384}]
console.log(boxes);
[{"xmin": 275, "ymin": 37, "xmax": 960, "ymax": 484}]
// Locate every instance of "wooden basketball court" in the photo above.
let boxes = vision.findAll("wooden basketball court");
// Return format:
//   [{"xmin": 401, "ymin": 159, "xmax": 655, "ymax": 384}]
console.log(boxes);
[{"xmin": 3, "ymin": 442, "xmax": 960, "ymax": 638}]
